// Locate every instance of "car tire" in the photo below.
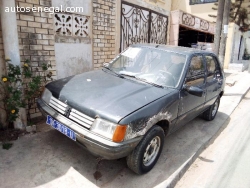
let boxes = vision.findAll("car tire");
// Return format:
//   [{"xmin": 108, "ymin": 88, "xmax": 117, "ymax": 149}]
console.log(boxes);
[
  {"xmin": 203, "ymin": 97, "xmax": 220, "ymax": 121},
  {"xmin": 126, "ymin": 125, "xmax": 165, "ymax": 175}
]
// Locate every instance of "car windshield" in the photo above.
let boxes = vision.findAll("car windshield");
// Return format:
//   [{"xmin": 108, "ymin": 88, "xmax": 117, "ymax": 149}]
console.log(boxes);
[{"xmin": 108, "ymin": 47, "xmax": 187, "ymax": 88}]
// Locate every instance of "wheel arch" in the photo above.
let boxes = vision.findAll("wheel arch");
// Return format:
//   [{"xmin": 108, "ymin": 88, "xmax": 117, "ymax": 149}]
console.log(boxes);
[
  {"xmin": 219, "ymin": 91, "xmax": 224, "ymax": 98},
  {"xmin": 155, "ymin": 119, "xmax": 169, "ymax": 136}
]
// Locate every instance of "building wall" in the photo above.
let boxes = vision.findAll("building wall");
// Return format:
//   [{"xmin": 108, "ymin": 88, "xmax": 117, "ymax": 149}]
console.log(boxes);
[
  {"xmin": 16, "ymin": 0, "xmax": 56, "ymax": 118},
  {"xmin": 131, "ymin": 0, "xmax": 172, "ymax": 13},
  {"xmin": 224, "ymin": 23, "xmax": 236, "ymax": 68},
  {"xmin": 224, "ymin": 22, "xmax": 249, "ymax": 71},
  {"xmin": 0, "ymin": 18, "xmax": 6, "ymax": 127},
  {"xmin": 0, "ymin": 19, "xmax": 5, "ymax": 77},
  {"xmin": 52, "ymin": 0, "xmax": 93, "ymax": 79},
  {"xmin": 232, "ymin": 25, "xmax": 243, "ymax": 63},
  {"xmin": 171, "ymin": 0, "xmax": 216, "ymax": 22},
  {"xmin": 92, "ymin": 0, "xmax": 116, "ymax": 69},
  {"xmin": 245, "ymin": 31, "xmax": 250, "ymax": 55},
  {"xmin": 169, "ymin": 10, "xmax": 215, "ymax": 47},
  {"xmin": 169, "ymin": 10, "xmax": 180, "ymax": 46}
]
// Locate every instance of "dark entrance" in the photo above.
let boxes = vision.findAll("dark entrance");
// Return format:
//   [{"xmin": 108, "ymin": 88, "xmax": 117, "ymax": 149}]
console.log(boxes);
[
  {"xmin": 120, "ymin": 1, "xmax": 168, "ymax": 51},
  {"xmin": 178, "ymin": 26, "xmax": 214, "ymax": 48}
]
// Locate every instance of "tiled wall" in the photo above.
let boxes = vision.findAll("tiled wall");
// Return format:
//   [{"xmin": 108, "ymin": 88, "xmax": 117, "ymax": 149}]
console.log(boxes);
[
  {"xmin": 16, "ymin": 0, "xmax": 56, "ymax": 118},
  {"xmin": 92, "ymin": 0, "xmax": 116, "ymax": 69}
]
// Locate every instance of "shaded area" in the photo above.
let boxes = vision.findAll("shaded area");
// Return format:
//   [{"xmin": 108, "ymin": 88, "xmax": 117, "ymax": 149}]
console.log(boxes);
[
  {"xmin": 0, "ymin": 129, "xmax": 22, "ymax": 143},
  {"xmin": 178, "ymin": 26, "xmax": 214, "ymax": 48}
]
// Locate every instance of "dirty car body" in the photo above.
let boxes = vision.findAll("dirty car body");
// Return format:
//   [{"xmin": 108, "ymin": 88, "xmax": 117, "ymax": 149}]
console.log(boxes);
[{"xmin": 37, "ymin": 44, "xmax": 225, "ymax": 174}]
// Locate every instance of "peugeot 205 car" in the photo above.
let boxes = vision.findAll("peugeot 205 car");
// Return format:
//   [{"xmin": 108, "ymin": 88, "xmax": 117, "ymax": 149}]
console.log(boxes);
[{"xmin": 37, "ymin": 44, "xmax": 225, "ymax": 174}]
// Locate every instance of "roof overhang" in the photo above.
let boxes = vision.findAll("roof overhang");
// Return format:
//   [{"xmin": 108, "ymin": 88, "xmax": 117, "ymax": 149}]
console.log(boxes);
[{"xmin": 171, "ymin": 10, "xmax": 215, "ymax": 35}]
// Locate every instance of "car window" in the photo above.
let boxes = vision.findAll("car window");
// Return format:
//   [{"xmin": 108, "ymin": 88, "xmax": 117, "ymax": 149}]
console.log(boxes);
[
  {"xmin": 205, "ymin": 56, "xmax": 216, "ymax": 76},
  {"xmin": 185, "ymin": 55, "xmax": 205, "ymax": 86},
  {"xmin": 205, "ymin": 55, "xmax": 222, "ymax": 81},
  {"xmin": 109, "ymin": 47, "xmax": 187, "ymax": 88}
]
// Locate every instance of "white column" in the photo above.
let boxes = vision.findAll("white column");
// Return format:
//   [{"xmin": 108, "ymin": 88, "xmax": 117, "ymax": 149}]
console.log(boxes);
[
  {"xmin": 1, "ymin": 0, "xmax": 21, "ymax": 66},
  {"xmin": 0, "ymin": 0, "xmax": 27, "ymax": 130}
]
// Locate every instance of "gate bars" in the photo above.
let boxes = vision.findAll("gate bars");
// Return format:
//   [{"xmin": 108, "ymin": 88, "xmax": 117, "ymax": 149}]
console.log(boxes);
[{"xmin": 120, "ymin": 1, "xmax": 168, "ymax": 51}]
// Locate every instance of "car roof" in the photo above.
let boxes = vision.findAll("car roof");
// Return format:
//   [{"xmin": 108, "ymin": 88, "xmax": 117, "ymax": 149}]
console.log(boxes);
[{"xmin": 130, "ymin": 43, "xmax": 216, "ymax": 56}]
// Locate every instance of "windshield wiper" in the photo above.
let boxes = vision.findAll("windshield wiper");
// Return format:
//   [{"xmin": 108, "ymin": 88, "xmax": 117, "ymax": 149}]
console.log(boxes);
[
  {"xmin": 103, "ymin": 67, "xmax": 124, "ymax": 78},
  {"xmin": 136, "ymin": 77, "xmax": 164, "ymax": 88},
  {"xmin": 120, "ymin": 73, "xmax": 164, "ymax": 88},
  {"xmin": 120, "ymin": 72, "xmax": 137, "ymax": 78}
]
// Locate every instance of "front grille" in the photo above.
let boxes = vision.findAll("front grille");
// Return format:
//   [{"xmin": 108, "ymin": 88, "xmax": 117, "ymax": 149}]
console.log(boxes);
[
  {"xmin": 49, "ymin": 96, "xmax": 68, "ymax": 114},
  {"xmin": 49, "ymin": 96, "xmax": 95, "ymax": 129},
  {"xmin": 69, "ymin": 109, "xmax": 94, "ymax": 129}
]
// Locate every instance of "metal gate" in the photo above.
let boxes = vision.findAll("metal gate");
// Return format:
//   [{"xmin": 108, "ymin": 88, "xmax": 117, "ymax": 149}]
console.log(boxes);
[{"xmin": 120, "ymin": 2, "xmax": 168, "ymax": 51}]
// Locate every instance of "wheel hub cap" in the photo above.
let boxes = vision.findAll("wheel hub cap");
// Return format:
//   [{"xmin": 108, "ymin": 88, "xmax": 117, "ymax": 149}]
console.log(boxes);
[
  {"xmin": 212, "ymin": 100, "xmax": 219, "ymax": 116},
  {"xmin": 143, "ymin": 136, "xmax": 161, "ymax": 166}
]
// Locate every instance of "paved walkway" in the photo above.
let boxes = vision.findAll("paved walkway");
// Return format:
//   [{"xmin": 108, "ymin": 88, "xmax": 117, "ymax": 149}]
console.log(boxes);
[
  {"xmin": 0, "ymin": 70, "xmax": 250, "ymax": 188},
  {"xmin": 175, "ymin": 90, "xmax": 250, "ymax": 188}
]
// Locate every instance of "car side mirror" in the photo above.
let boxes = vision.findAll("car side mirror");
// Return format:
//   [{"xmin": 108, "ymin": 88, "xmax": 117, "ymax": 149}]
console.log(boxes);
[{"xmin": 184, "ymin": 85, "xmax": 204, "ymax": 97}]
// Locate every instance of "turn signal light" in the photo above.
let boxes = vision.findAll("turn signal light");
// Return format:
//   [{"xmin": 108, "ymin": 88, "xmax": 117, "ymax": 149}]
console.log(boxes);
[{"xmin": 112, "ymin": 125, "xmax": 127, "ymax": 142}]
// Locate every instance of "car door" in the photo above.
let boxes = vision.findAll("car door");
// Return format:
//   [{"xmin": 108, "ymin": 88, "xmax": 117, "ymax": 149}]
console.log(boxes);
[
  {"xmin": 204, "ymin": 54, "xmax": 223, "ymax": 108},
  {"xmin": 177, "ymin": 54, "xmax": 207, "ymax": 127}
]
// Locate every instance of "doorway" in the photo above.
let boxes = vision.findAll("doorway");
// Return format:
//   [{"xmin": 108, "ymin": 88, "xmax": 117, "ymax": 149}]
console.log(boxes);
[{"xmin": 178, "ymin": 26, "xmax": 214, "ymax": 49}]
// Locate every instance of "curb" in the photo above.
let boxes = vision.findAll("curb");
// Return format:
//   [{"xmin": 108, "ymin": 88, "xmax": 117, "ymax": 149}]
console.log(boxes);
[{"xmin": 165, "ymin": 85, "xmax": 250, "ymax": 188}]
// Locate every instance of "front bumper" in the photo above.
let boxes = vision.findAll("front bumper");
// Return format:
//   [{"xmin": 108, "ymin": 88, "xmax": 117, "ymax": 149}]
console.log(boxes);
[{"xmin": 37, "ymin": 99, "xmax": 142, "ymax": 160}]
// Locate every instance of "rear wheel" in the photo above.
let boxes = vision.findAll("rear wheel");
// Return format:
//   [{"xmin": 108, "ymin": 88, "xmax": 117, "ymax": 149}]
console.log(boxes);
[
  {"xmin": 203, "ymin": 97, "xmax": 220, "ymax": 121},
  {"xmin": 126, "ymin": 125, "xmax": 164, "ymax": 174}
]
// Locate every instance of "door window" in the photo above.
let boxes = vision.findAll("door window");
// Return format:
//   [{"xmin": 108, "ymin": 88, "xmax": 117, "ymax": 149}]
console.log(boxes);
[
  {"xmin": 186, "ymin": 56, "xmax": 205, "ymax": 86},
  {"xmin": 205, "ymin": 55, "xmax": 221, "ymax": 81}
]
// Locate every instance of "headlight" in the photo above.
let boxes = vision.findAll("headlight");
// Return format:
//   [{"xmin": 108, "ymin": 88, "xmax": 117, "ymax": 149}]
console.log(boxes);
[
  {"xmin": 41, "ymin": 88, "xmax": 52, "ymax": 104},
  {"xmin": 91, "ymin": 118, "xmax": 127, "ymax": 142}
]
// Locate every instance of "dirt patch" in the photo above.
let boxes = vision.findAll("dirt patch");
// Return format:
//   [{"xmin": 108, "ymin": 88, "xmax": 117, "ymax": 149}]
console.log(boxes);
[
  {"xmin": 0, "ymin": 129, "xmax": 23, "ymax": 143},
  {"xmin": 0, "ymin": 127, "xmax": 26, "ymax": 150}
]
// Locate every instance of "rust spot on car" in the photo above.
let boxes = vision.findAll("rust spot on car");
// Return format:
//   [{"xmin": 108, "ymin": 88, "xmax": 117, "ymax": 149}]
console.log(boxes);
[{"xmin": 125, "ymin": 111, "xmax": 172, "ymax": 140}]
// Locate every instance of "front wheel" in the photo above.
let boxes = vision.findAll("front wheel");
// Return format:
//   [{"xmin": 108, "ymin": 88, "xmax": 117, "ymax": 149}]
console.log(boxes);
[
  {"xmin": 126, "ymin": 125, "xmax": 164, "ymax": 174},
  {"xmin": 203, "ymin": 97, "xmax": 220, "ymax": 121}
]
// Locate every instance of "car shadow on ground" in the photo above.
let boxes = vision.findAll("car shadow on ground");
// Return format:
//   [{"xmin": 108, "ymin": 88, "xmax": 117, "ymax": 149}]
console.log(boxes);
[{"xmin": 0, "ymin": 111, "xmax": 230, "ymax": 188}]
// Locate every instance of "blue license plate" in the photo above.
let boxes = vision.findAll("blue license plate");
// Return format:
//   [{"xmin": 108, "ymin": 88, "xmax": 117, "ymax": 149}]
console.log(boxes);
[{"xmin": 46, "ymin": 115, "xmax": 76, "ymax": 141}]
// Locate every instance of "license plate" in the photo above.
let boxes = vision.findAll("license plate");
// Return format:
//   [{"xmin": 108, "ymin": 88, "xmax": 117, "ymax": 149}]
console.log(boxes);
[{"xmin": 46, "ymin": 115, "xmax": 76, "ymax": 141}]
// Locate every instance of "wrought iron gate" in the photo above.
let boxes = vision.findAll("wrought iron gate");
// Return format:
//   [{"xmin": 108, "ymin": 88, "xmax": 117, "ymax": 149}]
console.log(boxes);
[{"xmin": 120, "ymin": 2, "xmax": 168, "ymax": 51}]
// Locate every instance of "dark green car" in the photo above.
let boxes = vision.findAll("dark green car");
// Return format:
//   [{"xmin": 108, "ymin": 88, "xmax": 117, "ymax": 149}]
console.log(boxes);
[{"xmin": 38, "ymin": 44, "xmax": 225, "ymax": 174}]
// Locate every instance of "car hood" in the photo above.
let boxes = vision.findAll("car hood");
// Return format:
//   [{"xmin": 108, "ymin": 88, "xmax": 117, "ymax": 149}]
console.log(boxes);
[{"xmin": 46, "ymin": 70, "xmax": 175, "ymax": 123}]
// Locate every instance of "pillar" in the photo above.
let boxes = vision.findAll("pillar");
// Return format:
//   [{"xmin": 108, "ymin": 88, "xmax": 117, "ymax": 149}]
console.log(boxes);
[{"xmin": 0, "ymin": 0, "xmax": 27, "ymax": 130}]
